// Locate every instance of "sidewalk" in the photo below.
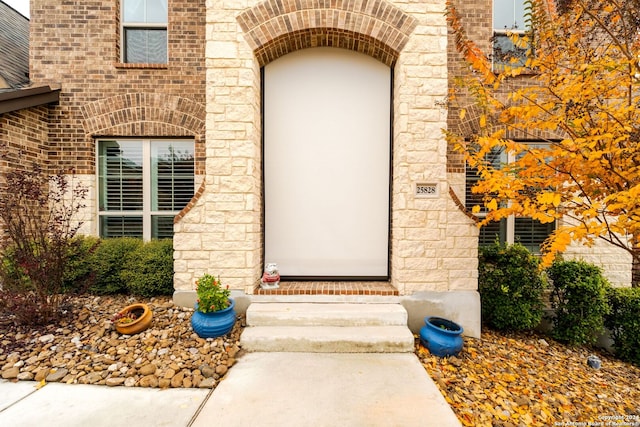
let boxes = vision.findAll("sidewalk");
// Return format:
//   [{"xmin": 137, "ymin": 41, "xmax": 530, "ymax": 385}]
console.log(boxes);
[{"xmin": 0, "ymin": 353, "xmax": 461, "ymax": 427}]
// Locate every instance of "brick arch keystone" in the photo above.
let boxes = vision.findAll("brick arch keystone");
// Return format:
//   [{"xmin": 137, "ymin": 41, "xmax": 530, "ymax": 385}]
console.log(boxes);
[{"xmin": 237, "ymin": 0, "xmax": 417, "ymax": 66}]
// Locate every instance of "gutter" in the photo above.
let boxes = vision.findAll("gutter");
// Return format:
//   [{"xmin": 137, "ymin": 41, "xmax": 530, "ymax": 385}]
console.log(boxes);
[{"xmin": 0, "ymin": 84, "xmax": 61, "ymax": 114}]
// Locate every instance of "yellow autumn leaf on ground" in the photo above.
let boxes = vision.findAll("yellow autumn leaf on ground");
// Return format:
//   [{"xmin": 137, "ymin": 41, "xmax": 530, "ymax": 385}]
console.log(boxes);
[
  {"xmin": 502, "ymin": 373, "xmax": 516, "ymax": 382},
  {"xmin": 416, "ymin": 329, "xmax": 640, "ymax": 427}
]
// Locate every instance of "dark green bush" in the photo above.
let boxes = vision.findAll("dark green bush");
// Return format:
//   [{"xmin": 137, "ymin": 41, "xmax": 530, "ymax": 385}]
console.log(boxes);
[
  {"xmin": 121, "ymin": 239, "xmax": 174, "ymax": 297},
  {"xmin": 605, "ymin": 287, "xmax": 640, "ymax": 366},
  {"xmin": 547, "ymin": 260, "xmax": 610, "ymax": 346},
  {"xmin": 479, "ymin": 242, "xmax": 546, "ymax": 331},
  {"xmin": 63, "ymin": 235, "xmax": 100, "ymax": 293},
  {"xmin": 89, "ymin": 237, "xmax": 143, "ymax": 295}
]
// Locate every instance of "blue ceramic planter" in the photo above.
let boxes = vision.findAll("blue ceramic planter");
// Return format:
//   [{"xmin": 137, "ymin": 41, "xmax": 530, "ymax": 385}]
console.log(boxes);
[
  {"xmin": 191, "ymin": 299, "xmax": 237, "ymax": 338},
  {"xmin": 419, "ymin": 316, "xmax": 464, "ymax": 357}
]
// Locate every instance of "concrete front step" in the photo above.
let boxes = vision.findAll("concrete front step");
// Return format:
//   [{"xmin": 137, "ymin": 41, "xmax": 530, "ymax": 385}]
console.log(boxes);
[
  {"xmin": 246, "ymin": 302, "xmax": 408, "ymax": 327},
  {"xmin": 240, "ymin": 325, "xmax": 415, "ymax": 353}
]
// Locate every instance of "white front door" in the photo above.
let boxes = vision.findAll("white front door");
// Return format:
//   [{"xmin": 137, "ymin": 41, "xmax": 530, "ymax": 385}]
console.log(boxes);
[{"xmin": 264, "ymin": 47, "xmax": 391, "ymax": 278}]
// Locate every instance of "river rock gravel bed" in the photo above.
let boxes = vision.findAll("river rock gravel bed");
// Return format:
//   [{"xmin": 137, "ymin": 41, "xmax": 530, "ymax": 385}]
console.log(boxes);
[{"xmin": 0, "ymin": 295, "xmax": 245, "ymax": 389}]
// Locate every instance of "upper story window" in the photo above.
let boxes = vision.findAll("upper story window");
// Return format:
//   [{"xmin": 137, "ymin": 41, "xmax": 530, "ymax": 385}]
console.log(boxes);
[
  {"xmin": 98, "ymin": 139, "xmax": 195, "ymax": 239},
  {"xmin": 121, "ymin": 0, "xmax": 168, "ymax": 64},
  {"xmin": 493, "ymin": 0, "xmax": 529, "ymax": 69},
  {"xmin": 465, "ymin": 142, "xmax": 555, "ymax": 253}
]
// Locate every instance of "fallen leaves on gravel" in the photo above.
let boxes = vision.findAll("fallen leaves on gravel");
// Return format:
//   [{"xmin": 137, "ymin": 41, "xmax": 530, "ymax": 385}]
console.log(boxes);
[{"xmin": 416, "ymin": 329, "xmax": 640, "ymax": 427}]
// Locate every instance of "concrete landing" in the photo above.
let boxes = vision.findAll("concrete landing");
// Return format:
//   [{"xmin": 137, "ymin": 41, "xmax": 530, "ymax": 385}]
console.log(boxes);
[{"xmin": 192, "ymin": 352, "xmax": 461, "ymax": 427}]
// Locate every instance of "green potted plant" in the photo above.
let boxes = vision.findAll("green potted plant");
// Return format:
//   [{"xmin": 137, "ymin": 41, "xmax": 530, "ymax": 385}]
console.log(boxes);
[{"xmin": 190, "ymin": 274, "xmax": 236, "ymax": 338}]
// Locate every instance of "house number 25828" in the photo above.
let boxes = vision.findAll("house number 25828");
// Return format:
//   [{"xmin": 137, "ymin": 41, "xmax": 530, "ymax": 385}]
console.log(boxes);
[{"xmin": 415, "ymin": 183, "xmax": 438, "ymax": 198}]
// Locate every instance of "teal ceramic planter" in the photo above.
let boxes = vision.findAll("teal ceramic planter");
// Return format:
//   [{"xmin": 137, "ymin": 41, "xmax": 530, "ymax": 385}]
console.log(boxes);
[
  {"xmin": 419, "ymin": 316, "xmax": 464, "ymax": 357},
  {"xmin": 191, "ymin": 299, "xmax": 237, "ymax": 338}
]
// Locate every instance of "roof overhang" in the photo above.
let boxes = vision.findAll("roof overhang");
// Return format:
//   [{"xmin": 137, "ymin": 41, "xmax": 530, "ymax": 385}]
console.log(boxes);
[{"xmin": 0, "ymin": 85, "xmax": 61, "ymax": 114}]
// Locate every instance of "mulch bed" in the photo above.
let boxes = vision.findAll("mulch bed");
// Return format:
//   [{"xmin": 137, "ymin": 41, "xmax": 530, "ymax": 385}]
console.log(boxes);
[{"xmin": 416, "ymin": 329, "xmax": 640, "ymax": 427}]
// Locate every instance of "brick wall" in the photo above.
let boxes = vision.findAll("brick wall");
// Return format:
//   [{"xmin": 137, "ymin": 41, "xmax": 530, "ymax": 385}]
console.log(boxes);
[
  {"xmin": 28, "ymin": 0, "xmax": 208, "ymax": 234},
  {"xmin": 29, "ymin": 0, "xmax": 207, "ymax": 173},
  {"xmin": 0, "ymin": 107, "xmax": 49, "ymax": 237},
  {"xmin": 0, "ymin": 107, "xmax": 50, "ymax": 171}
]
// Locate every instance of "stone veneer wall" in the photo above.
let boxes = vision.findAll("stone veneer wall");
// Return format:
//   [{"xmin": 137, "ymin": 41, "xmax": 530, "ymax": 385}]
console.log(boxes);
[
  {"xmin": 173, "ymin": 0, "xmax": 480, "ymax": 295},
  {"xmin": 561, "ymin": 218, "xmax": 633, "ymax": 287}
]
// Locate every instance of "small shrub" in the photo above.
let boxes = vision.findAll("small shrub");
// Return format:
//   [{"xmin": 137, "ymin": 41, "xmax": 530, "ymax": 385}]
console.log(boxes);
[
  {"xmin": 0, "ymin": 167, "xmax": 87, "ymax": 325},
  {"xmin": 122, "ymin": 239, "xmax": 174, "ymax": 297},
  {"xmin": 547, "ymin": 260, "xmax": 610, "ymax": 346},
  {"xmin": 605, "ymin": 287, "xmax": 640, "ymax": 366},
  {"xmin": 479, "ymin": 242, "xmax": 546, "ymax": 331},
  {"xmin": 63, "ymin": 235, "xmax": 100, "ymax": 293},
  {"xmin": 89, "ymin": 237, "xmax": 143, "ymax": 295}
]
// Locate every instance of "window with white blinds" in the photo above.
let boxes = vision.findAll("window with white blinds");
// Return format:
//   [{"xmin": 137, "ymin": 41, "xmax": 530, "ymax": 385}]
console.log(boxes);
[
  {"xmin": 98, "ymin": 139, "xmax": 194, "ymax": 239},
  {"xmin": 465, "ymin": 142, "xmax": 555, "ymax": 253},
  {"xmin": 121, "ymin": 0, "xmax": 168, "ymax": 64}
]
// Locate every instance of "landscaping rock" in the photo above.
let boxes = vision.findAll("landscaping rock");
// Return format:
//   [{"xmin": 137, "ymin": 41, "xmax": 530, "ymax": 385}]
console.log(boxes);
[
  {"xmin": 16, "ymin": 371, "xmax": 34, "ymax": 381},
  {"xmin": 45, "ymin": 368, "xmax": 68, "ymax": 382},
  {"xmin": 139, "ymin": 364, "xmax": 157, "ymax": 376},
  {"xmin": 2, "ymin": 366, "xmax": 19, "ymax": 379},
  {"xmin": 198, "ymin": 377, "xmax": 216, "ymax": 388},
  {"xmin": 0, "ymin": 295, "xmax": 244, "ymax": 390},
  {"xmin": 106, "ymin": 377, "xmax": 125, "ymax": 387}
]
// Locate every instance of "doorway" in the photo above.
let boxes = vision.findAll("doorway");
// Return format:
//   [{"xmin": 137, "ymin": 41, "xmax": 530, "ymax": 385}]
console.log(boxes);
[{"xmin": 263, "ymin": 47, "xmax": 391, "ymax": 279}]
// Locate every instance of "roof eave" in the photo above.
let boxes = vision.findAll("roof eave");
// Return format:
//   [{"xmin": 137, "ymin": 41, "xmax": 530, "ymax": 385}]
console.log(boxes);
[{"xmin": 0, "ymin": 85, "xmax": 61, "ymax": 114}]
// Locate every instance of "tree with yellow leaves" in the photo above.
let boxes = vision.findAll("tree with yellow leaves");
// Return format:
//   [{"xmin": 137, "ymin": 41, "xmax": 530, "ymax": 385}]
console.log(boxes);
[{"xmin": 446, "ymin": 0, "xmax": 640, "ymax": 286}]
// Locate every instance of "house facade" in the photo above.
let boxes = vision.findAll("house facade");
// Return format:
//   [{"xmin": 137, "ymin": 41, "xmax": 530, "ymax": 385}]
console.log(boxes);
[{"xmin": 3, "ymin": 0, "xmax": 632, "ymax": 337}]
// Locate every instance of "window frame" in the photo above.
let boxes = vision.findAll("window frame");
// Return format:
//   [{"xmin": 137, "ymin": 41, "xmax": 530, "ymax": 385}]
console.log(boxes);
[
  {"xmin": 465, "ymin": 141, "xmax": 556, "ymax": 253},
  {"xmin": 97, "ymin": 138, "xmax": 194, "ymax": 240},
  {"xmin": 492, "ymin": 0, "xmax": 530, "ymax": 71},
  {"xmin": 120, "ymin": 0, "xmax": 168, "ymax": 64}
]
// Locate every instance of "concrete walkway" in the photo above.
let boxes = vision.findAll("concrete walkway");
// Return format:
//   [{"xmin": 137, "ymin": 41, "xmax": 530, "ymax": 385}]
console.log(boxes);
[{"xmin": 0, "ymin": 353, "xmax": 461, "ymax": 427}]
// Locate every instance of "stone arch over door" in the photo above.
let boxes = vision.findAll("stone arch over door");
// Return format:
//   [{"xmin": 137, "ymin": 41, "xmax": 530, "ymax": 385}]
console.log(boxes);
[
  {"xmin": 176, "ymin": 0, "xmax": 480, "ymax": 300},
  {"xmin": 236, "ymin": 0, "xmax": 417, "ymax": 66},
  {"xmin": 237, "ymin": 0, "xmax": 416, "ymax": 280}
]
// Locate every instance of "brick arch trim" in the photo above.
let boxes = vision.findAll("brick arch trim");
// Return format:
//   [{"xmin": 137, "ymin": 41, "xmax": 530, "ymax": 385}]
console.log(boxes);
[
  {"xmin": 236, "ymin": 0, "xmax": 417, "ymax": 66},
  {"xmin": 80, "ymin": 93, "xmax": 205, "ymax": 137}
]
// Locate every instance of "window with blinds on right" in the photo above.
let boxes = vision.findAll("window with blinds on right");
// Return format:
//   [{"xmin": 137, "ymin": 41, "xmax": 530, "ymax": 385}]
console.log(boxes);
[{"xmin": 465, "ymin": 142, "xmax": 556, "ymax": 253}]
